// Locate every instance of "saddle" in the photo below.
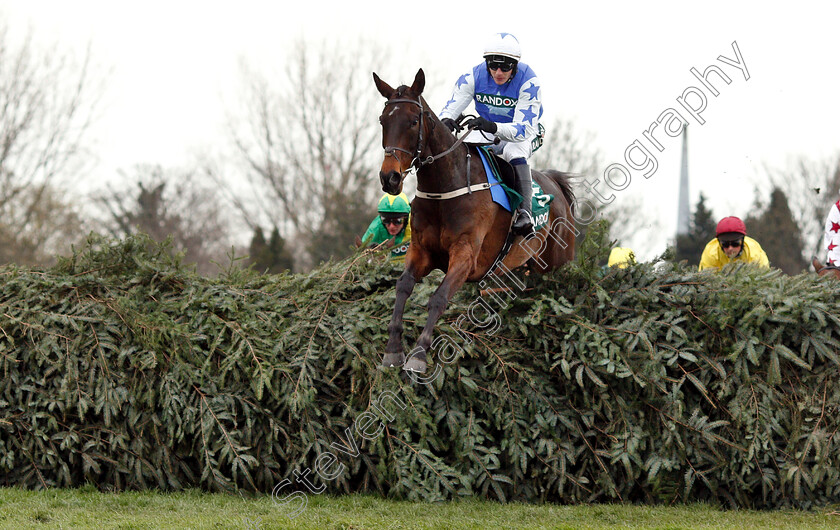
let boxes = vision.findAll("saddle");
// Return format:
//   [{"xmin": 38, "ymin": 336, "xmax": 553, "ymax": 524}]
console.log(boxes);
[
  {"xmin": 473, "ymin": 146, "xmax": 553, "ymax": 229},
  {"xmin": 476, "ymin": 145, "xmax": 516, "ymax": 190},
  {"xmin": 468, "ymin": 145, "xmax": 555, "ymax": 278}
]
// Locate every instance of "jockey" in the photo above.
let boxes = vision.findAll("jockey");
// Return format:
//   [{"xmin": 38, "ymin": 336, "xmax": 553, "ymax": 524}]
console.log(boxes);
[
  {"xmin": 823, "ymin": 199, "xmax": 840, "ymax": 266},
  {"xmin": 439, "ymin": 32, "xmax": 543, "ymax": 237},
  {"xmin": 699, "ymin": 216, "xmax": 770, "ymax": 271},
  {"xmin": 362, "ymin": 193, "xmax": 412, "ymax": 262}
]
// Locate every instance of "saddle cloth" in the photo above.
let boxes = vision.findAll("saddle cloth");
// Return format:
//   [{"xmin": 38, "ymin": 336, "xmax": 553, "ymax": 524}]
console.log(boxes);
[{"xmin": 476, "ymin": 146, "xmax": 553, "ymax": 231}]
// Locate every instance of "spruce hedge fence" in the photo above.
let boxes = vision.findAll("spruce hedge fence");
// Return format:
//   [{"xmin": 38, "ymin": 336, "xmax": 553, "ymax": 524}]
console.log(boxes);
[{"xmin": 1, "ymin": 230, "xmax": 839, "ymax": 509}]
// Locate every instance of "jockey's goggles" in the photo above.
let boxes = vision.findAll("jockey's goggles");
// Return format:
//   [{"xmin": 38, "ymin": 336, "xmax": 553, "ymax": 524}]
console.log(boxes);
[
  {"xmin": 719, "ymin": 239, "xmax": 743, "ymax": 249},
  {"xmin": 380, "ymin": 216, "xmax": 406, "ymax": 227},
  {"xmin": 485, "ymin": 56, "xmax": 516, "ymax": 72}
]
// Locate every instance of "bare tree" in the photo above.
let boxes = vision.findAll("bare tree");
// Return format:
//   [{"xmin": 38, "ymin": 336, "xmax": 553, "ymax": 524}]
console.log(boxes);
[
  {"xmin": 0, "ymin": 21, "xmax": 104, "ymax": 263},
  {"xmin": 94, "ymin": 165, "xmax": 235, "ymax": 276},
  {"xmin": 215, "ymin": 40, "xmax": 388, "ymax": 266},
  {"xmin": 762, "ymin": 153, "xmax": 840, "ymax": 261},
  {"xmin": 532, "ymin": 117, "xmax": 659, "ymax": 255},
  {"xmin": 0, "ymin": 184, "xmax": 87, "ymax": 265},
  {"xmin": 531, "ymin": 116, "xmax": 603, "ymax": 177},
  {"xmin": 215, "ymin": 38, "xmax": 393, "ymax": 270}
]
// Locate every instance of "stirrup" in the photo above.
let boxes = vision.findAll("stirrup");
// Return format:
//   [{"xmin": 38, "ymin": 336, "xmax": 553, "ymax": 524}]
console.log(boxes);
[{"xmin": 512, "ymin": 210, "xmax": 534, "ymax": 236}]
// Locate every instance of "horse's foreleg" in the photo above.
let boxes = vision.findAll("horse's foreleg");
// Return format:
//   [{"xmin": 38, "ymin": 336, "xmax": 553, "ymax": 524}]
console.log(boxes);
[
  {"xmin": 382, "ymin": 269, "xmax": 417, "ymax": 368},
  {"xmin": 405, "ymin": 248, "xmax": 474, "ymax": 373}
]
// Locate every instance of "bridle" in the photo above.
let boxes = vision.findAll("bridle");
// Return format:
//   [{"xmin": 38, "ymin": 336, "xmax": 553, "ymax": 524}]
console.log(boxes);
[
  {"xmin": 381, "ymin": 95, "xmax": 469, "ymax": 185},
  {"xmin": 818, "ymin": 263, "xmax": 840, "ymax": 275},
  {"xmin": 381, "ymin": 97, "xmax": 428, "ymax": 179}
]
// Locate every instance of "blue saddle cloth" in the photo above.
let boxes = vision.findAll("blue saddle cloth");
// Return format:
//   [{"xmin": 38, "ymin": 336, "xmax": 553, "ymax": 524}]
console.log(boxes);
[
  {"xmin": 475, "ymin": 147, "xmax": 554, "ymax": 231},
  {"xmin": 476, "ymin": 147, "xmax": 512, "ymax": 211}
]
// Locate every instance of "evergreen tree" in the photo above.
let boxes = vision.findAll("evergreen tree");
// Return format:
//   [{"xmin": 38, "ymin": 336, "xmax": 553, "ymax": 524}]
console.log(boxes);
[
  {"xmin": 248, "ymin": 227, "xmax": 269, "ymax": 271},
  {"xmin": 744, "ymin": 187, "xmax": 807, "ymax": 274},
  {"xmin": 97, "ymin": 169, "xmax": 232, "ymax": 276},
  {"xmin": 675, "ymin": 192, "xmax": 716, "ymax": 266},
  {"xmin": 307, "ymin": 186, "xmax": 377, "ymax": 266},
  {"xmin": 266, "ymin": 227, "xmax": 294, "ymax": 273},
  {"xmin": 248, "ymin": 226, "xmax": 293, "ymax": 274}
]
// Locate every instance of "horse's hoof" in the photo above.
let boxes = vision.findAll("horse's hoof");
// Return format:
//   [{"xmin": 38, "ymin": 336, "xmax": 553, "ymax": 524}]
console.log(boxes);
[
  {"xmin": 403, "ymin": 357, "xmax": 427, "ymax": 373},
  {"xmin": 381, "ymin": 352, "xmax": 405, "ymax": 368}
]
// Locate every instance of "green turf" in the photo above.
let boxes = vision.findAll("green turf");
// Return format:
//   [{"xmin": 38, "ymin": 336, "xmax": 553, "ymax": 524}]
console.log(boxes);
[{"xmin": 0, "ymin": 487, "xmax": 838, "ymax": 529}]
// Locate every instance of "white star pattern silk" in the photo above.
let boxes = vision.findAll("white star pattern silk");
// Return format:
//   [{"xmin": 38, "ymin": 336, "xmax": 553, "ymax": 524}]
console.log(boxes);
[{"xmin": 439, "ymin": 62, "xmax": 542, "ymax": 161}]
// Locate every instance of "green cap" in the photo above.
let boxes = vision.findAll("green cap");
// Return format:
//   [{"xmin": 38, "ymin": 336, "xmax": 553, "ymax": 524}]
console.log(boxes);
[{"xmin": 377, "ymin": 193, "xmax": 411, "ymax": 215}]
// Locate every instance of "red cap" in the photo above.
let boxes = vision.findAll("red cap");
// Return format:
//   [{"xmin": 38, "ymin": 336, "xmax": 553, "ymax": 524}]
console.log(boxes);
[{"xmin": 716, "ymin": 216, "xmax": 747, "ymax": 237}]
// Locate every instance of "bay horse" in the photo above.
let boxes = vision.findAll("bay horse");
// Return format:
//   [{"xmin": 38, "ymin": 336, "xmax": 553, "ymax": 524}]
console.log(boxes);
[
  {"xmin": 812, "ymin": 257, "xmax": 840, "ymax": 279},
  {"xmin": 373, "ymin": 68, "xmax": 577, "ymax": 373}
]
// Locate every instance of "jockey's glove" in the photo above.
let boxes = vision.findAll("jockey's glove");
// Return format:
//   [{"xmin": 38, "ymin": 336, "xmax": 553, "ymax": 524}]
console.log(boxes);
[
  {"xmin": 441, "ymin": 118, "xmax": 458, "ymax": 132},
  {"xmin": 467, "ymin": 117, "xmax": 497, "ymax": 134}
]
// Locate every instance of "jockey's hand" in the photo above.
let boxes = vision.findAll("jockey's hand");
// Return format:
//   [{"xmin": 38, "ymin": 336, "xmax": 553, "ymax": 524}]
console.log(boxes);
[
  {"xmin": 441, "ymin": 118, "xmax": 458, "ymax": 133},
  {"xmin": 466, "ymin": 117, "xmax": 497, "ymax": 134}
]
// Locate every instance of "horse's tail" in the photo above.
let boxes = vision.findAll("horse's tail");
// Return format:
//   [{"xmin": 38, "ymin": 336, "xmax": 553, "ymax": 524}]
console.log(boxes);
[{"xmin": 544, "ymin": 170, "xmax": 576, "ymax": 215}]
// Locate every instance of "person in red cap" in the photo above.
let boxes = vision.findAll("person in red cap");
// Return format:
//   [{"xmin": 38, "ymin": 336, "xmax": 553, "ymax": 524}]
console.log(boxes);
[{"xmin": 698, "ymin": 216, "xmax": 769, "ymax": 271}]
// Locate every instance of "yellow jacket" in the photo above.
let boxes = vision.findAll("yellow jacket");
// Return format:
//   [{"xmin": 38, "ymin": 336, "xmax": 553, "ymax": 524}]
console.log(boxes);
[{"xmin": 698, "ymin": 236, "xmax": 769, "ymax": 271}]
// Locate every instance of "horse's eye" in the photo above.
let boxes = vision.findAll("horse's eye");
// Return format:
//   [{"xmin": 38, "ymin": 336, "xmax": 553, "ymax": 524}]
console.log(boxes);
[{"xmin": 410, "ymin": 118, "xmax": 419, "ymax": 127}]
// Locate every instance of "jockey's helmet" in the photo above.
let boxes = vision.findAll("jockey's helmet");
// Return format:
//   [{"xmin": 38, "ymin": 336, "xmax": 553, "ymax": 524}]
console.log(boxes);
[
  {"xmin": 716, "ymin": 216, "xmax": 747, "ymax": 242},
  {"xmin": 483, "ymin": 32, "xmax": 521, "ymax": 61},
  {"xmin": 608, "ymin": 247, "xmax": 636, "ymax": 269},
  {"xmin": 377, "ymin": 193, "xmax": 411, "ymax": 218}
]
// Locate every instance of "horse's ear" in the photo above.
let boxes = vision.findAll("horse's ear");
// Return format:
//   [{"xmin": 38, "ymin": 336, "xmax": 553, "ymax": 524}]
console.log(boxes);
[
  {"xmin": 411, "ymin": 68, "xmax": 425, "ymax": 95},
  {"xmin": 813, "ymin": 256, "xmax": 824, "ymax": 272},
  {"xmin": 373, "ymin": 72, "xmax": 394, "ymax": 98}
]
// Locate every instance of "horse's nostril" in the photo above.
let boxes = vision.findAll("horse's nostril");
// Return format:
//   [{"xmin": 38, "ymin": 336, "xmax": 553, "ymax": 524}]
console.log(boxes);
[{"xmin": 380, "ymin": 171, "xmax": 398, "ymax": 186}]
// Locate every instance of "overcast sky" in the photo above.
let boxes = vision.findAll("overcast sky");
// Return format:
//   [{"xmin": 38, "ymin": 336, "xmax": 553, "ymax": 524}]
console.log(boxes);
[{"xmin": 3, "ymin": 1, "xmax": 839, "ymax": 259}]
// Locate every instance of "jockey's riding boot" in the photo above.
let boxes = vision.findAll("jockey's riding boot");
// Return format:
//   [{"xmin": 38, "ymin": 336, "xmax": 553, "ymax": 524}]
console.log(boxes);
[{"xmin": 512, "ymin": 162, "xmax": 534, "ymax": 236}]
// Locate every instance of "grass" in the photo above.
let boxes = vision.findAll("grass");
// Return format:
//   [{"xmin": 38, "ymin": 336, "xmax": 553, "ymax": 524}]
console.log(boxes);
[{"xmin": 0, "ymin": 487, "xmax": 838, "ymax": 529}]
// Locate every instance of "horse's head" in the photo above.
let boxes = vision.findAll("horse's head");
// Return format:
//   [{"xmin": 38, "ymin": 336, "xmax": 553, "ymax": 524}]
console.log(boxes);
[
  {"xmin": 813, "ymin": 256, "xmax": 840, "ymax": 279},
  {"xmin": 373, "ymin": 68, "xmax": 429, "ymax": 195}
]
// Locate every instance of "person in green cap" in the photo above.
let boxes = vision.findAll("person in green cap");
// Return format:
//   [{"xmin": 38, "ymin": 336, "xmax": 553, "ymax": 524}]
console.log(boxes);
[{"xmin": 361, "ymin": 192, "xmax": 412, "ymax": 262}]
